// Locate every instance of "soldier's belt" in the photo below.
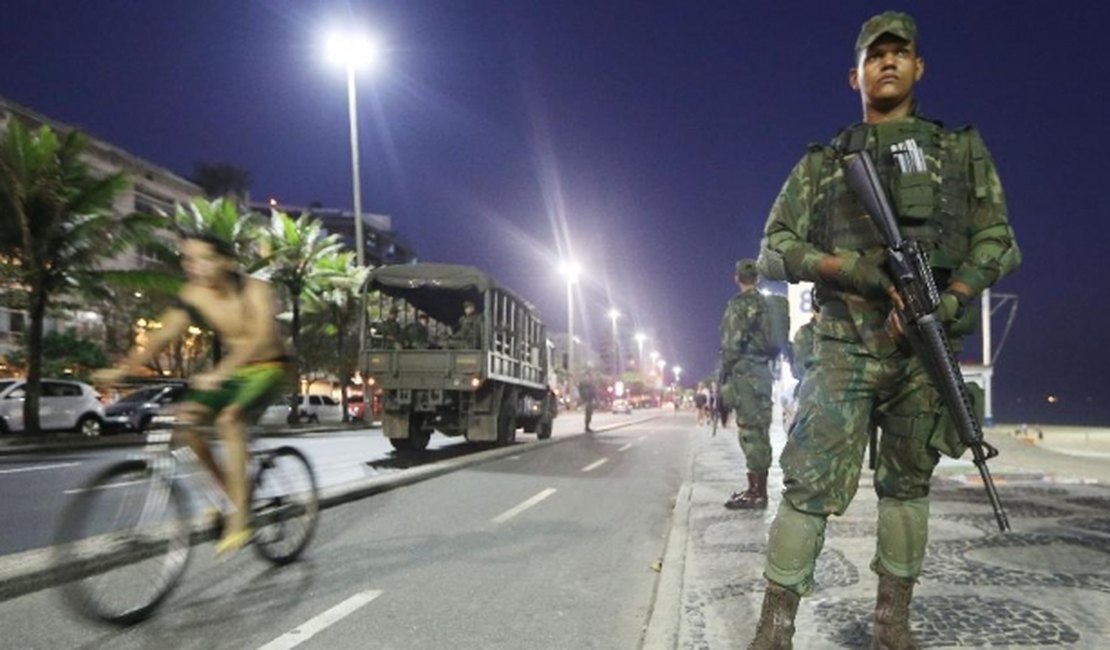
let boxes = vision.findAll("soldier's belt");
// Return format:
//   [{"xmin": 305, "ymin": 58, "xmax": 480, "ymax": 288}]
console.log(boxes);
[{"xmin": 820, "ymin": 300, "xmax": 851, "ymax": 321}]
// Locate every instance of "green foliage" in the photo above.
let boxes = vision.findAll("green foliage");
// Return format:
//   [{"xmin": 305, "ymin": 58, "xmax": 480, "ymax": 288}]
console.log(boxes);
[
  {"xmin": 0, "ymin": 119, "xmax": 130, "ymax": 432},
  {"xmin": 171, "ymin": 197, "xmax": 260, "ymax": 265},
  {"xmin": 40, "ymin": 330, "xmax": 110, "ymax": 379},
  {"xmin": 0, "ymin": 120, "xmax": 134, "ymax": 292}
]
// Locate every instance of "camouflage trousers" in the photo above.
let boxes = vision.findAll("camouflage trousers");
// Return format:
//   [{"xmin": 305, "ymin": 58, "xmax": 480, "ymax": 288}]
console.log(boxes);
[
  {"xmin": 721, "ymin": 357, "xmax": 773, "ymax": 473},
  {"xmin": 764, "ymin": 335, "xmax": 953, "ymax": 594}
]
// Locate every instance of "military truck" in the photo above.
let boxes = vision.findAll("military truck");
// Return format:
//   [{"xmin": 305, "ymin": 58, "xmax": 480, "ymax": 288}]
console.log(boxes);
[{"xmin": 360, "ymin": 263, "xmax": 559, "ymax": 451}]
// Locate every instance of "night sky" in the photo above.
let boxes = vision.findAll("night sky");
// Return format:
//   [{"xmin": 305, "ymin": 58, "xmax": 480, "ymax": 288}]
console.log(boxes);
[{"xmin": 3, "ymin": 2, "xmax": 1108, "ymax": 424}]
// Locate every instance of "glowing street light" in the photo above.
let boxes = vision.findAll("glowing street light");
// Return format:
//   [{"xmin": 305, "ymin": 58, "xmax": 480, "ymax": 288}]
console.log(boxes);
[
  {"xmin": 325, "ymin": 29, "xmax": 384, "ymax": 271},
  {"xmin": 673, "ymin": 365, "xmax": 683, "ymax": 386},
  {"xmin": 326, "ymin": 28, "xmax": 383, "ymax": 409},
  {"xmin": 634, "ymin": 332, "xmax": 647, "ymax": 375},
  {"xmin": 607, "ymin": 308, "xmax": 621, "ymax": 377},
  {"xmin": 558, "ymin": 260, "xmax": 582, "ymax": 382}
]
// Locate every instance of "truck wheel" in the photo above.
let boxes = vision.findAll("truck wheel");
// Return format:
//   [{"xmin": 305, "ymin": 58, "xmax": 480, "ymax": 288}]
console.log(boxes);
[
  {"xmin": 537, "ymin": 418, "xmax": 553, "ymax": 440},
  {"xmin": 496, "ymin": 395, "xmax": 516, "ymax": 446},
  {"xmin": 399, "ymin": 413, "xmax": 431, "ymax": 452}
]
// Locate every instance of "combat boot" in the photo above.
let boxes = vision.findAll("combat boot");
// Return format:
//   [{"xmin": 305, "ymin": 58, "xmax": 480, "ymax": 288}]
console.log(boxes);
[
  {"xmin": 747, "ymin": 580, "xmax": 799, "ymax": 650},
  {"xmin": 872, "ymin": 574, "xmax": 918, "ymax": 650},
  {"xmin": 724, "ymin": 472, "xmax": 768, "ymax": 510}
]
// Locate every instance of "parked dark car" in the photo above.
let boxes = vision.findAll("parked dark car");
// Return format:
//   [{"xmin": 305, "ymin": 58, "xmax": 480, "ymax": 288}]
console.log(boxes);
[{"xmin": 103, "ymin": 383, "xmax": 188, "ymax": 434}]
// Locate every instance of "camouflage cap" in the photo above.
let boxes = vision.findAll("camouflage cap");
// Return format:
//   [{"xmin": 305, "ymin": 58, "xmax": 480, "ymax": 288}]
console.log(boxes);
[
  {"xmin": 735, "ymin": 259, "xmax": 758, "ymax": 282},
  {"xmin": 855, "ymin": 11, "xmax": 917, "ymax": 54}
]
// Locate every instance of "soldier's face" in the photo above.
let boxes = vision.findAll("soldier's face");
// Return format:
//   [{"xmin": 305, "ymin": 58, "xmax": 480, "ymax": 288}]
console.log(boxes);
[{"xmin": 850, "ymin": 35, "xmax": 924, "ymax": 109}]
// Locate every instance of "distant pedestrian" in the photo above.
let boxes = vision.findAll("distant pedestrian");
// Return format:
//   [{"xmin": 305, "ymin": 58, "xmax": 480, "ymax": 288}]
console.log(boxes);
[{"xmin": 578, "ymin": 373, "xmax": 597, "ymax": 432}]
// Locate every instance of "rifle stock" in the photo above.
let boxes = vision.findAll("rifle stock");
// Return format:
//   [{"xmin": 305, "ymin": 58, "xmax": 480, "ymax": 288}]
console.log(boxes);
[{"xmin": 844, "ymin": 151, "xmax": 1010, "ymax": 533}]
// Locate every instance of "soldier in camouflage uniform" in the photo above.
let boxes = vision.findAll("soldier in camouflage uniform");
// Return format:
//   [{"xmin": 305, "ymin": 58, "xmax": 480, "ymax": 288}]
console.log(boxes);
[
  {"xmin": 449, "ymin": 300, "xmax": 483, "ymax": 349},
  {"xmin": 748, "ymin": 12, "xmax": 1020, "ymax": 650},
  {"xmin": 719, "ymin": 258, "xmax": 776, "ymax": 510},
  {"xmin": 376, "ymin": 307, "xmax": 403, "ymax": 350},
  {"xmin": 790, "ymin": 313, "xmax": 817, "ymax": 390}
]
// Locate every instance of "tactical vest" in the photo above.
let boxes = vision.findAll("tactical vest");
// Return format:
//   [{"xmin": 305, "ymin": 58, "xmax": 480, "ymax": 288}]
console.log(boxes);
[{"xmin": 810, "ymin": 118, "xmax": 979, "ymax": 273}]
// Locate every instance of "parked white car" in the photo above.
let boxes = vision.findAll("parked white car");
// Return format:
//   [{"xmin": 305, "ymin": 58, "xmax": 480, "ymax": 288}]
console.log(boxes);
[
  {"xmin": 256, "ymin": 394, "xmax": 344, "ymax": 426},
  {"xmin": 0, "ymin": 379, "xmax": 105, "ymax": 436},
  {"xmin": 293, "ymin": 394, "xmax": 343, "ymax": 424}
]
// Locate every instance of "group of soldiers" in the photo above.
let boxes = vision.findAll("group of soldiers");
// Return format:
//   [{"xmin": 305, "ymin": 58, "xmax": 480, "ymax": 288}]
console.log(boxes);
[
  {"xmin": 374, "ymin": 300, "xmax": 483, "ymax": 350},
  {"xmin": 715, "ymin": 11, "xmax": 1020, "ymax": 650}
]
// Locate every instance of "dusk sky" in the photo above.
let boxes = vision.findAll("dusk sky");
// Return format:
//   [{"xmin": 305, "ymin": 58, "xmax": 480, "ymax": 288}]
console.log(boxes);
[{"xmin": 3, "ymin": 1, "xmax": 1108, "ymax": 424}]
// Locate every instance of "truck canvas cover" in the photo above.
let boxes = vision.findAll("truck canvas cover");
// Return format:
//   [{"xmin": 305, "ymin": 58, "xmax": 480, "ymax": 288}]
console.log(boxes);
[{"xmin": 366, "ymin": 263, "xmax": 537, "ymax": 325}]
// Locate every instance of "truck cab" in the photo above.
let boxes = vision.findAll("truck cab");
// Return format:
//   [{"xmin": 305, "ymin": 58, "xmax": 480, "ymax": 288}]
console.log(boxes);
[{"xmin": 360, "ymin": 263, "xmax": 559, "ymax": 451}]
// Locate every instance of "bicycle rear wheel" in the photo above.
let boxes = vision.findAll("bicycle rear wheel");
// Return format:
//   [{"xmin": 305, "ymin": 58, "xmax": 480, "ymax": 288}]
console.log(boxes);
[
  {"xmin": 250, "ymin": 446, "xmax": 319, "ymax": 565},
  {"xmin": 54, "ymin": 459, "xmax": 191, "ymax": 625}
]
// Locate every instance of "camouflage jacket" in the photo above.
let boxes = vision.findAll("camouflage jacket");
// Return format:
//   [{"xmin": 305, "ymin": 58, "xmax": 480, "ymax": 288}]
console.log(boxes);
[
  {"xmin": 719, "ymin": 288, "xmax": 772, "ymax": 374},
  {"xmin": 790, "ymin": 319, "xmax": 817, "ymax": 382},
  {"xmin": 377, "ymin": 319, "xmax": 402, "ymax": 349},
  {"xmin": 452, "ymin": 313, "xmax": 483, "ymax": 349},
  {"xmin": 757, "ymin": 116, "xmax": 1020, "ymax": 356},
  {"xmin": 403, "ymin": 322, "xmax": 431, "ymax": 349}
]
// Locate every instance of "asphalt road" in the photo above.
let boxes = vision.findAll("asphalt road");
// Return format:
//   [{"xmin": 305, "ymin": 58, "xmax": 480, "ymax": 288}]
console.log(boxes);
[
  {"xmin": 0, "ymin": 410, "xmax": 692, "ymax": 648},
  {"xmin": 0, "ymin": 427, "xmax": 478, "ymax": 556}
]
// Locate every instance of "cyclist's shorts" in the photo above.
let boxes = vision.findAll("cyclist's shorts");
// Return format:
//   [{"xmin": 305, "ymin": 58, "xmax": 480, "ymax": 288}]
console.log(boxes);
[{"xmin": 186, "ymin": 362, "xmax": 288, "ymax": 417}]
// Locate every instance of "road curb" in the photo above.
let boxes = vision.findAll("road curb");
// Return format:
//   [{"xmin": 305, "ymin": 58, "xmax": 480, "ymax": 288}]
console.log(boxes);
[
  {"xmin": 0, "ymin": 414, "xmax": 656, "ymax": 604},
  {"xmin": 0, "ymin": 424, "xmax": 365, "ymax": 457},
  {"xmin": 641, "ymin": 481, "xmax": 692, "ymax": 650}
]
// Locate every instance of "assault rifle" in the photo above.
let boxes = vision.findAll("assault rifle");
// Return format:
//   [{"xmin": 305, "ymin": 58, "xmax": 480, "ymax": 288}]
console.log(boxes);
[{"xmin": 844, "ymin": 149, "xmax": 1010, "ymax": 533}]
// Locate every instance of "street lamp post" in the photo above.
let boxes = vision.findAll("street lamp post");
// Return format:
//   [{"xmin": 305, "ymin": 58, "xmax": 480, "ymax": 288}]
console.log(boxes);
[
  {"xmin": 327, "ymin": 30, "xmax": 381, "ymax": 415},
  {"xmin": 559, "ymin": 260, "xmax": 581, "ymax": 387},
  {"xmin": 634, "ymin": 332, "xmax": 647, "ymax": 376},
  {"xmin": 607, "ymin": 308, "xmax": 621, "ymax": 378}
]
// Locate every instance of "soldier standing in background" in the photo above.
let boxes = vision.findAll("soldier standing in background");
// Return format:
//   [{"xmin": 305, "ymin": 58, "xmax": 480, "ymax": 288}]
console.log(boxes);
[
  {"xmin": 718, "ymin": 258, "xmax": 776, "ymax": 510},
  {"xmin": 749, "ymin": 11, "xmax": 1020, "ymax": 649}
]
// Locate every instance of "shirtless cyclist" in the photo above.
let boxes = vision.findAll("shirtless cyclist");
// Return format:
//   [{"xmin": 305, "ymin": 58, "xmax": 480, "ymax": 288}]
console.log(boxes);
[{"xmin": 98, "ymin": 232, "xmax": 290, "ymax": 554}]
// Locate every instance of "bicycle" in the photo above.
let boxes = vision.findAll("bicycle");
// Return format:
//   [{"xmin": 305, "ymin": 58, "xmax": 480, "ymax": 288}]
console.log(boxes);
[{"xmin": 52, "ymin": 406, "xmax": 320, "ymax": 625}]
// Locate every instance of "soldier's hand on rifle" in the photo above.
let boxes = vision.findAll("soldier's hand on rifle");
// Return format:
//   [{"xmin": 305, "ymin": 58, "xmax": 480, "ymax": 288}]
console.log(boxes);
[
  {"xmin": 833, "ymin": 252, "xmax": 894, "ymax": 299},
  {"xmin": 936, "ymin": 286, "xmax": 972, "ymax": 327}
]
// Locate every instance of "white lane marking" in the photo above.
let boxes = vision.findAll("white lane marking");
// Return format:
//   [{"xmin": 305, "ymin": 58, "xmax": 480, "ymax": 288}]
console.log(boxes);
[
  {"xmin": 637, "ymin": 436, "xmax": 647, "ymax": 442},
  {"xmin": 581, "ymin": 458, "xmax": 608, "ymax": 472},
  {"xmin": 258, "ymin": 589, "xmax": 383, "ymax": 650},
  {"xmin": 64, "ymin": 479, "xmax": 145, "ymax": 494},
  {"xmin": 617, "ymin": 443, "xmax": 633, "ymax": 452},
  {"xmin": 0, "ymin": 461, "xmax": 80, "ymax": 475},
  {"xmin": 492, "ymin": 488, "xmax": 557, "ymax": 524}
]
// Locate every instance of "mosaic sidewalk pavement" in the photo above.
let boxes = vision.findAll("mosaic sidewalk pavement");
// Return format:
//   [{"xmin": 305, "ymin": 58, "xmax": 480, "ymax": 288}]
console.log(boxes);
[{"xmin": 674, "ymin": 421, "xmax": 1110, "ymax": 650}]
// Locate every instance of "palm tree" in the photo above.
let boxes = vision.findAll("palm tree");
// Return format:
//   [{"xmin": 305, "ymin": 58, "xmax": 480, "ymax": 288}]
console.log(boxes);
[
  {"xmin": 301, "ymin": 251, "xmax": 370, "ymax": 421},
  {"xmin": 256, "ymin": 210, "xmax": 344, "ymax": 418},
  {"xmin": 0, "ymin": 120, "xmax": 131, "ymax": 433}
]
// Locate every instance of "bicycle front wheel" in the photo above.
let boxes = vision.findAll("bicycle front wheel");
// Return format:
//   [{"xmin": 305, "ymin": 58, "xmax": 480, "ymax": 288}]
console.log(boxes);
[
  {"xmin": 54, "ymin": 459, "xmax": 191, "ymax": 625},
  {"xmin": 251, "ymin": 446, "xmax": 319, "ymax": 565}
]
